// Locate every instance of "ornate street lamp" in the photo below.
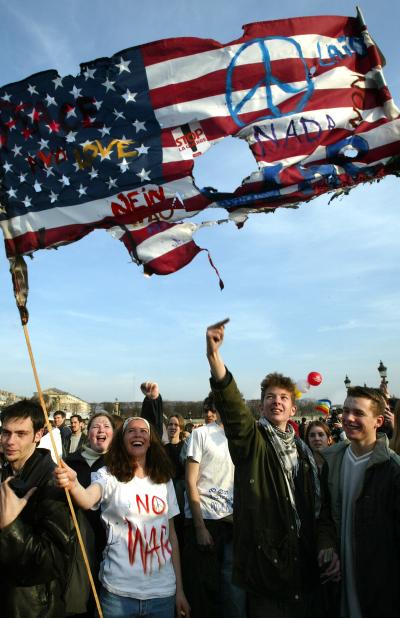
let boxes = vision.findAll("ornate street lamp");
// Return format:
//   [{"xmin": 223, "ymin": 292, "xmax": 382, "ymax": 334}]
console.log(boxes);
[
  {"xmin": 344, "ymin": 375, "xmax": 351, "ymax": 390},
  {"xmin": 378, "ymin": 360, "xmax": 388, "ymax": 385}
]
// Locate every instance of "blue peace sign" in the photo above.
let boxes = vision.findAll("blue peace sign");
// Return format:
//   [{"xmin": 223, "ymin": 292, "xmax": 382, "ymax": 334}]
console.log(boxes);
[{"xmin": 226, "ymin": 36, "xmax": 314, "ymax": 128}]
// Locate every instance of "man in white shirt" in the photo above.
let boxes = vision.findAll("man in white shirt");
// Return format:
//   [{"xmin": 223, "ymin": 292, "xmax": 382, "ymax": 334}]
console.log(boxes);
[
  {"xmin": 183, "ymin": 396, "xmax": 245, "ymax": 618},
  {"xmin": 323, "ymin": 386, "xmax": 400, "ymax": 618}
]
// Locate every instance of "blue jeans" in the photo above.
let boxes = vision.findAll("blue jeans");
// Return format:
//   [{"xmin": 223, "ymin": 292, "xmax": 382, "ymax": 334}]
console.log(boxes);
[{"xmin": 100, "ymin": 588, "xmax": 175, "ymax": 618}]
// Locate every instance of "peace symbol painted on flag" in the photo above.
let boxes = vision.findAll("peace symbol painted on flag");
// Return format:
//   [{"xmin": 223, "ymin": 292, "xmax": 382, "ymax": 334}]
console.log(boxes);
[{"xmin": 226, "ymin": 36, "xmax": 315, "ymax": 128}]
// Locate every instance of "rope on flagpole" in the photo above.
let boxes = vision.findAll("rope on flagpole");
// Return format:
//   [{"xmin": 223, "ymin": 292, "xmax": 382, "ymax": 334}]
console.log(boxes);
[{"xmin": 21, "ymin": 322, "xmax": 104, "ymax": 618}]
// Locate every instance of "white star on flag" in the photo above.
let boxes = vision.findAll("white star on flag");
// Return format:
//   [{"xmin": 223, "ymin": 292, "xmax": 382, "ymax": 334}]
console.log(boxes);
[
  {"xmin": 89, "ymin": 168, "xmax": 98, "ymax": 179},
  {"xmin": 70, "ymin": 85, "xmax": 82, "ymax": 98},
  {"xmin": 83, "ymin": 67, "xmax": 96, "ymax": 80},
  {"xmin": 122, "ymin": 89, "xmax": 137, "ymax": 103},
  {"xmin": 107, "ymin": 177, "xmax": 118, "ymax": 189},
  {"xmin": 133, "ymin": 119, "xmax": 146, "ymax": 132},
  {"xmin": 38, "ymin": 138, "xmax": 49, "ymax": 149},
  {"xmin": 99, "ymin": 126, "xmax": 111, "ymax": 137},
  {"xmin": 136, "ymin": 144, "xmax": 149, "ymax": 155},
  {"xmin": 2, "ymin": 92, "xmax": 11, "ymax": 102},
  {"xmin": 77, "ymin": 184, "xmax": 87, "ymax": 196},
  {"xmin": 45, "ymin": 94, "xmax": 56, "ymax": 106},
  {"xmin": 27, "ymin": 84, "xmax": 38, "ymax": 95},
  {"xmin": 33, "ymin": 181, "xmax": 42, "ymax": 192},
  {"xmin": 49, "ymin": 191, "xmax": 58, "ymax": 203},
  {"xmin": 45, "ymin": 167, "xmax": 55, "ymax": 177},
  {"xmin": 52, "ymin": 76, "xmax": 63, "ymax": 89},
  {"xmin": 93, "ymin": 99, "xmax": 102, "ymax": 110},
  {"xmin": 22, "ymin": 196, "xmax": 32, "ymax": 208},
  {"xmin": 113, "ymin": 109, "xmax": 125, "ymax": 120},
  {"xmin": 19, "ymin": 173, "xmax": 27, "ymax": 183},
  {"xmin": 3, "ymin": 162, "xmax": 13, "ymax": 173},
  {"xmin": 137, "ymin": 168, "xmax": 151, "ymax": 182},
  {"xmin": 12, "ymin": 144, "xmax": 22, "ymax": 156},
  {"xmin": 66, "ymin": 131, "xmax": 77, "ymax": 143},
  {"xmin": 7, "ymin": 187, "xmax": 17, "ymax": 198},
  {"xmin": 58, "ymin": 175, "xmax": 70, "ymax": 187},
  {"xmin": 102, "ymin": 78, "xmax": 116, "ymax": 92},
  {"xmin": 116, "ymin": 57, "xmax": 131, "ymax": 73},
  {"xmin": 119, "ymin": 158, "xmax": 130, "ymax": 173},
  {"xmin": 66, "ymin": 106, "xmax": 77, "ymax": 118}
]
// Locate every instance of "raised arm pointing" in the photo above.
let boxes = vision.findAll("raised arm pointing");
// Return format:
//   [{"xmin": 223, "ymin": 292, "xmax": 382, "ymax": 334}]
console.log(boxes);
[{"xmin": 206, "ymin": 318, "xmax": 229, "ymax": 382}]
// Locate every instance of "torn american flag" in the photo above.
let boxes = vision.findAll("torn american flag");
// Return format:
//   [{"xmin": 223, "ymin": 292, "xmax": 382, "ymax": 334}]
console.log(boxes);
[{"xmin": 1, "ymin": 12, "xmax": 400, "ymax": 280}]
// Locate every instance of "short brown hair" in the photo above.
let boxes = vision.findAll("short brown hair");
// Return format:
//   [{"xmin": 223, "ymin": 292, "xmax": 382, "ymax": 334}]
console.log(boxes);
[
  {"xmin": 260, "ymin": 372, "xmax": 296, "ymax": 403},
  {"xmin": 346, "ymin": 386, "xmax": 385, "ymax": 417}
]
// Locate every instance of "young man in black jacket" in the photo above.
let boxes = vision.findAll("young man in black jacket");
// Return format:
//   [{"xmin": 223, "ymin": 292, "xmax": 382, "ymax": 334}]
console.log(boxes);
[
  {"xmin": 323, "ymin": 386, "xmax": 400, "ymax": 618},
  {"xmin": 0, "ymin": 399, "xmax": 76, "ymax": 618}
]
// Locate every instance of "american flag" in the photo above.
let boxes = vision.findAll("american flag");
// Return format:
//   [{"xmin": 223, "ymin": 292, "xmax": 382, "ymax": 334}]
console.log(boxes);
[{"xmin": 1, "ymin": 13, "xmax": 400, "ymax": 280}]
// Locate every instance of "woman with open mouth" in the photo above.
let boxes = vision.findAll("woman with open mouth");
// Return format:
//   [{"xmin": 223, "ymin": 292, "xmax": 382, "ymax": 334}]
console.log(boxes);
[{"xmin": 55, "ymin": 416, "xmax": 190, "ymax": 618}]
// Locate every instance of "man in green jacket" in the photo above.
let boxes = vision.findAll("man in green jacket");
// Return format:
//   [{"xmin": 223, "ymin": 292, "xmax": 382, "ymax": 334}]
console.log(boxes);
[{"xmin": 206, "ymin": 320, "xmax": 339, "ymax": 618}]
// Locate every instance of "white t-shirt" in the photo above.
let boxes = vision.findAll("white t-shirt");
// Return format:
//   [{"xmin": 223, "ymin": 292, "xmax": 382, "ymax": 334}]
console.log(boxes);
[
  {"xmin": 91, "ymin": 466, "xmax": 179, "ymax": 599},
  {"xmin": 184, "ymin": 422, "xmax": 234, "ymax": 520},
  {"xmin": 39, "ymin": 427, "xmax": 62, "ymax": 463},
  {"xmin": 340, "ymin": 446, "xmax": 372, "ymax": 618}
]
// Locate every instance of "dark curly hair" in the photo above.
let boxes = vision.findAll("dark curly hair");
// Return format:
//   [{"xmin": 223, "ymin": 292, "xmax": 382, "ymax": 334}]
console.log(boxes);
[{"xmin": 105, "ymin": 422, "xmax": 174, "ymax": 483}]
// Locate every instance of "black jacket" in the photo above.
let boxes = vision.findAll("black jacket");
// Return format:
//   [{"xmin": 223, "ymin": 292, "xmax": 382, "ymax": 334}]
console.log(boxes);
[
  {"xmin": 141, "ymin": 394, "xmax": 164, "ymax": 438},
  {"xmin": 65, "ymin": 432, "xmax": 86, "ymax": 455},
  {"xmin": 67, "ymin": 449, "xmax": 106, "ymax": 566},
  {"xmin": 0, "ymin": 448, "xmax": 76, "ymax": 618},
  {"xmin": 323, "ymin": 436, "xmax": 400, "ymax": 618},
  {"xmin": 65, "ymin": 450, "xmax": 106, "ymax": 615}
]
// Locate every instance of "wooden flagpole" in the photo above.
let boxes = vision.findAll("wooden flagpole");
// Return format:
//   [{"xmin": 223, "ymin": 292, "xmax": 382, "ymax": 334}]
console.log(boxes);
[{"xmin": 21, "ymin": 323, "xmax": 104, "ymax": 618}]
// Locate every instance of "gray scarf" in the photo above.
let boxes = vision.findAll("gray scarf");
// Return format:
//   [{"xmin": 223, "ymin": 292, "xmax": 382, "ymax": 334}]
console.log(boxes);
[{"xmin": 258, "ymin": 417, "xmax": 321, "ymax": 534}]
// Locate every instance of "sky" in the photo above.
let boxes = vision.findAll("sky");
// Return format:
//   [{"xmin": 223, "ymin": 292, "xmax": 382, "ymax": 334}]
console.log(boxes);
[{"xmin": 0, "ymin": 0, "xmax": 399, "ymax": 405}]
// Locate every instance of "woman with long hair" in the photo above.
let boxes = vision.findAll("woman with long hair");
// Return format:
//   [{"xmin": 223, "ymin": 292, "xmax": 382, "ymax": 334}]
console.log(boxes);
[
  {"xmin": 305, "ymin": 420, "xmax": 333, "ymax": 473},
  {"xmin": 55, "ymin": 416, "xmax": 190, "ymax": 618}
]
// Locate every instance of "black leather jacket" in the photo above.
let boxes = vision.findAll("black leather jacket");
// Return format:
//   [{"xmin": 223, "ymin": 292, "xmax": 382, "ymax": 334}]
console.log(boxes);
[{"xmin": 0, "ymin": 448, "xmax": 76, "ymax": 618}]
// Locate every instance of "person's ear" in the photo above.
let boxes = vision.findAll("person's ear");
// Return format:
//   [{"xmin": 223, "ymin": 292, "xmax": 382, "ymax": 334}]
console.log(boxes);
[{"xmin": 34, "ymin": 428, "xmax": 44, "ymax": 444}]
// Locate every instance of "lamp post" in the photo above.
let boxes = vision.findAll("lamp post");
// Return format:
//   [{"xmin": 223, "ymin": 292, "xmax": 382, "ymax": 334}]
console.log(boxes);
[
  {"xmin": 344, "ymin": 375, "xmax": 351, "ymax": 390},
  {"xmin": 114, "ymin": 397, "xmax": 120, "ymax": 416},
  {"xmin": 378, "ymin": 360, "xmax": 388, "ymax": 386}
]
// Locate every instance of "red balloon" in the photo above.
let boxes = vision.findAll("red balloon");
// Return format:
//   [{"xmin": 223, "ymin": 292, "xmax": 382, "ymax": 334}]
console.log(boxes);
[{"xmin": 307, "ymin": 371, "xmax": 322, "ymax": 386}]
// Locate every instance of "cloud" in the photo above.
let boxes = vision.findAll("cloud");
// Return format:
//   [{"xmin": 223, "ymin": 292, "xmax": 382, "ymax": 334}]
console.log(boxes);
[
  {"xmin": 318, "ymin": 319, "xmax": 363, "ymax": 333},
  {"xmin": 2, "ymin": 4, "xmax": 77, "ymax": 75}
]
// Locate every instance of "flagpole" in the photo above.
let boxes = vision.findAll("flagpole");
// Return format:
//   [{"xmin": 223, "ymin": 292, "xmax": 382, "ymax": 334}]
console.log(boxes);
[{"xmin": 21, "ymin": 322, "xmax": 104, "ymax": 618}]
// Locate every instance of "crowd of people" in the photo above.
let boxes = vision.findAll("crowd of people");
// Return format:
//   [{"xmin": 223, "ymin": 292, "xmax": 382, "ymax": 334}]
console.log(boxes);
[{"xmin": 0, "ymin": 322, "xmax": 399, "ymax": 618}]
